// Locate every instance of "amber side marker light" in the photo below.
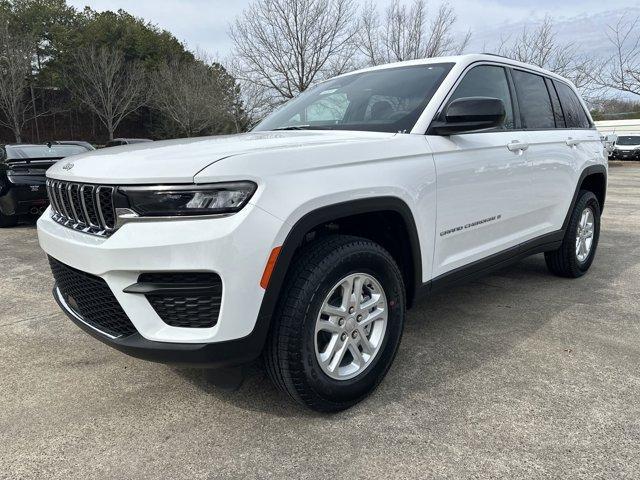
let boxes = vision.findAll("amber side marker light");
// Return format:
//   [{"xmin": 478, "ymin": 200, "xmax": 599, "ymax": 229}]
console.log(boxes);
[{"xmin": 260, "ymin": 246, "xmax": 282, "ymax": 289}]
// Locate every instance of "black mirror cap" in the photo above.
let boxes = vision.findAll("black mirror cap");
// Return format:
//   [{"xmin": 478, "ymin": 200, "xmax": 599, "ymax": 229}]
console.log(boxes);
[{"xmin": 428, "ymin": 96, "xmax": 506, "ymax": 135}]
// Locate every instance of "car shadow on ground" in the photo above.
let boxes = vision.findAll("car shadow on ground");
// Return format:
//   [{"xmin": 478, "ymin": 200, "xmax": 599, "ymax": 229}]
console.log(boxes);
[
  {"xmin": 12, "ymin": 216, "xmax": 39, "ymax": 229},
  {"xmin": 173, "ymin": 244, "xmax": 621, "ymax": 417}
]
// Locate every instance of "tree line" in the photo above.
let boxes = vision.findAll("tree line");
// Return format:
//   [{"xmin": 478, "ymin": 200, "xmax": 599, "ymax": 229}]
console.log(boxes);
[
  {"xmin": 1, "ymin": 0, "xmax": 639, "ymax": 144},
  {"xmin": 0, "ymin": 0, "xmax": 248, "ymax": 143},
  {"xmin": 230, "ymin": 0, "xmax": 640, "ymax": 119}
]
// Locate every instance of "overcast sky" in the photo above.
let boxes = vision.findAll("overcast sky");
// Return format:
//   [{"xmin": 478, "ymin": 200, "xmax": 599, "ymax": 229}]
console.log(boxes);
[{"xmin": 67, "ymin": 0, "xmax": 640, "ymax": 58}]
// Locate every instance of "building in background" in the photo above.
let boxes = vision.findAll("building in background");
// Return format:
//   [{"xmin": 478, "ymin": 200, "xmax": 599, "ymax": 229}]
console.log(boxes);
[{"xmin": 595, "ymin": 120, "xmax": 640, "ymax": 136}]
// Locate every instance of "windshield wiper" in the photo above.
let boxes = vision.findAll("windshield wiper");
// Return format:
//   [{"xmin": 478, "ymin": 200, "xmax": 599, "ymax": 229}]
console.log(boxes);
[{"xmin": 272, "ymin": 125, "xmax": 313, "ymax": 131}]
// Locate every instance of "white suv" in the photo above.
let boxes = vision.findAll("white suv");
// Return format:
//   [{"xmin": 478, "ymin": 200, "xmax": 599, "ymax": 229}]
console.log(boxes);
[{"xmin": 38, "ymin": 54, "xmax": 607, "ymax": 411}]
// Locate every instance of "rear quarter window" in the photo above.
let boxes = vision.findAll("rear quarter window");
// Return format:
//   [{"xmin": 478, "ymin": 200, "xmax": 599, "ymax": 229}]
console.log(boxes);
[
  {"xmin": 545, "ymin": 78, "xmax": 566, "ymax": 128},
  {"xmin": 554, "ymin": 81, "xmax": 591, "ymax": 129}
]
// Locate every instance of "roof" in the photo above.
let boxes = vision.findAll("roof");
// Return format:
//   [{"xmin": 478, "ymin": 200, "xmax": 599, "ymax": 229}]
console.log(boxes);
[{"xmin": 336, "ymin": 53, "xmax": 570, "ymax": 84}]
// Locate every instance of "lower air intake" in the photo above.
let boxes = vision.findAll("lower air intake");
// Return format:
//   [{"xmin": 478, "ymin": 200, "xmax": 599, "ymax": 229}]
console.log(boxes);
[
  {"xmin": 49, "ymin": 257, "xmax": 137, "ymax": 338},
  {"xmin": 138, "ymin": 272, "xmax": 222, "ymax": 329}
]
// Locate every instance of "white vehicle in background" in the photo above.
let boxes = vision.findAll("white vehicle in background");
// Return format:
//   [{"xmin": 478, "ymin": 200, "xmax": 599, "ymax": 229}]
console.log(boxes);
[
  {"xmin": 610, "ymin": 133, "xmax": 640, "ymax": 160},
  {"xmin": 38, "ymin": 54, "xmax": 607, "ymax": 412}
]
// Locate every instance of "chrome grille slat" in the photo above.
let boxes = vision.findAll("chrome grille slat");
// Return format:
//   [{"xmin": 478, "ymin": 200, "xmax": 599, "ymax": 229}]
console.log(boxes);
[
  {"xmin": 54, "ymin": 181, "xmax": 64, "ymax": 216},
  {"xmin": 48, "ymin": 181, "xmax": 57, "ymax": 214},
  {"xmin": 96, "ymin": 186, "xmax": 115, "ymax": 230},
  {"xmin": 67, "ymin": 183, "xmax": 81, "ymax": 224},
  {"xmin": 46, "ymin": 180, "xmax": 117, "ymax": 237},
  {"xmin": 56, "ymin": 182, "xmax": 72, "ymax": 218},
  {"xmin": 80, "ymin": 185, "xmax": 100, "ymax": 228},
  {"xmin": 46, "ymin": 180, "xmax": 58, "ymax": 214},
  {"xmin": 96, "ymin": 187, "xmax": 106, "ymax": 230},
  {"xmin": 69, "ymin": 184, "xmax": 86, "ymax": 225}
]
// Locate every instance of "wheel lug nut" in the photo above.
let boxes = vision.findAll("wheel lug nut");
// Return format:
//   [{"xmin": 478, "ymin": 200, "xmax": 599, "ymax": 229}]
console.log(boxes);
[
  {"xmin": 349, "ymin": 307, "xmax": 355, "ymax": 314},
  {"xmin": 338, "ymin": 318, "xmax": 345, "ymax": 326},
  {"xmin": 341, "ymin": 333, "xmax": 347, "ymax": 341},
  {"xmin": 357, "ymin": 315, "xmax": 362, "ymax": 322},
  {"xmin": 352, "ymin": 331, "xmax": 358, "ymax": 338}
]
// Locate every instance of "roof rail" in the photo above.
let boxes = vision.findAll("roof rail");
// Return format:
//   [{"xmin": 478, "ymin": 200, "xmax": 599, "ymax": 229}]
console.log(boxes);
[{"xmin": 480, "ymin": 53, "xmax": 513, "ymax": 60}]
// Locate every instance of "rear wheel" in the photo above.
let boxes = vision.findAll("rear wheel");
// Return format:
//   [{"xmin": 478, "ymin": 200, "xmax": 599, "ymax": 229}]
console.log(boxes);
[
  {"xmin": 545, "ymin": 190, "xmax": 601, "ymax": 278},
  {"xmin": 265, "ymin": 235, "xmax": 405, "ymax": 412}
]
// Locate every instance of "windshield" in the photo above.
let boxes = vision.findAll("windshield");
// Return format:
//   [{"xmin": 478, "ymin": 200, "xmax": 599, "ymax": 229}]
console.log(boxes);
[
  {"xmin": 616, "ymin": 136, "xmax": 640, "ymax": 146},
  {"xmin": 5, "ymin": 144, "xmax": 87, "ymax": 160},
  {"xmin": 253, "ymin": 63, "xmax": 454, "ymax": 134}
]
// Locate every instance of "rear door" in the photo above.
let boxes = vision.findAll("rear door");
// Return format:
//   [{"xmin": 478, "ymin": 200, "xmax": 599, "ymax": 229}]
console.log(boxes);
[
  {"xmin": 428, "ymin": 64, "xmax": 532, "ymax": 277},
  {"xmin": 510, "ymin": 69, "xmax": 576, "ymax": 237},
  {"xmin": 552, "ymin": 79, "xmax": 604, "ymax": 177}
]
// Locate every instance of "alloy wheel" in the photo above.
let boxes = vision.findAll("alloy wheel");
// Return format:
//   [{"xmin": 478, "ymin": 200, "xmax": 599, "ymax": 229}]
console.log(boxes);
[{"xmin": 314, "ymin": 273, "xmax": 388, "ymax": 381}]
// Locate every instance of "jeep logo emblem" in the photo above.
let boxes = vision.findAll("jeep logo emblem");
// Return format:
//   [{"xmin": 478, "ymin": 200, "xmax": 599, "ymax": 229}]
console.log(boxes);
[{"xmin": 62, "ymin": 163, "xmax": 74, "ymax": 171}]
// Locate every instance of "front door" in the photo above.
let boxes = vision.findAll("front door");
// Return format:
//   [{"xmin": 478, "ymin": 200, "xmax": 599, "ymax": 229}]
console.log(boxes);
[{"xmin": 427, "ymin": 64, "xmax": 532, "ymax": 278}]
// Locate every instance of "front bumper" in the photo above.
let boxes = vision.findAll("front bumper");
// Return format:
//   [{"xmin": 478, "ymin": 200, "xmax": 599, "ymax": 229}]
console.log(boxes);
[
  {"xmin": 53, "ymin": 286, "xmax": 267, "ymax": 368},
  {"xmin": 38, "ymin": 203, "xmax": 286, "ymax": 366},
  {"xmin": 611, "ymin": 150, "xmax": 640, "ymax": 160}
]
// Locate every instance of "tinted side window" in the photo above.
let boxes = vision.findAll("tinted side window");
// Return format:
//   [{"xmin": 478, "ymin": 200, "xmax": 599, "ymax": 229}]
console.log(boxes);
[
  {"xmin": 554, "ymin": 81, "xmax": 591, "ymax": 129},
  {"xmin": 512, "ymin": 70, "xmax": 555, "ymax": 129},
  {"xmin": 545, "ymin": 78, "xmax": 566, "ymax": 128},
  {"xmin": 449, "ymin": 65, "xmax": 515, "ymax": 130}
]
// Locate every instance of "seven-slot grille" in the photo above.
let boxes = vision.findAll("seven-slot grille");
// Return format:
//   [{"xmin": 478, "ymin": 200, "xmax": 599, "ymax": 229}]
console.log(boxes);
[{"xmin": 46, "ymin": 179, "xmax": 116, "ymax": 236}]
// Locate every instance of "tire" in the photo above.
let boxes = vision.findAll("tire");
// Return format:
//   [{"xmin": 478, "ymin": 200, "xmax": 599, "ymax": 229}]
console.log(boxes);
[
  {"xmin": 265, "ymin": 235, "xmax": 406, "ymax": 412},
  {"xmin": 545, "ymin": 190, "xmax": 601, "ymax": 278},
  {"xmin": 0, "ymin": 210, "xmax": 18, "ymax": 228}
]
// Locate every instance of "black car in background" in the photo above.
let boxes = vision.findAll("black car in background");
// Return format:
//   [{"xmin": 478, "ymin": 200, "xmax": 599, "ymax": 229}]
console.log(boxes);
[
  {"xmin": 104, "ymin": 138, "xmax": 152, "ymax": 147},
  {"xmin": 0, "ymin": 143, "xmax": 91, "ymax": 227}
]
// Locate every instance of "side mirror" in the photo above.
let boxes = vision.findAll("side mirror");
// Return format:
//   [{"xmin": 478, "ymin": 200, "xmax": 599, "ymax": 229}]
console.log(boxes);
[{"xmin": 429, "ymin": 97, "xmax": 506, "ymax": 135}]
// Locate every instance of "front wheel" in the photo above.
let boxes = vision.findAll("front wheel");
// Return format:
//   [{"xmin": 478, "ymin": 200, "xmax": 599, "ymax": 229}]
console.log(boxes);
[
  {"xmin": 545, "ymin": 190, "xmax": 601, "ymax": 278},
  {"xmin": 265, "ymin": 235, "xmax": 406, "ymax": 412}
]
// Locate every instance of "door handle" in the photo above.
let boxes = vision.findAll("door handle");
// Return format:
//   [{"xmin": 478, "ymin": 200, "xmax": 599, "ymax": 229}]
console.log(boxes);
[
  {"xmin": 566, "ymin": 138, "xmax": 581, "ymax": 147},
  {"xmin": 507, "ymin": 141, "xmax": 529, "ymax": 153}
]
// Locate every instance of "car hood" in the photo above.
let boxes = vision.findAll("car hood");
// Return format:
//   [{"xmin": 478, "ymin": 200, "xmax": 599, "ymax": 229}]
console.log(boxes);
[{"xmin": 46, "ymin": 131, "xmax": 395, "ymax": 184}]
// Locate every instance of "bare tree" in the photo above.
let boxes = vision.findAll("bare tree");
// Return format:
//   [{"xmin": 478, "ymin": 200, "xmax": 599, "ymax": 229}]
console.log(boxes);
[
  {"xmin": 358, "ymin": 0, "xmax": 470, "ymax": 66},
  {"xmin": 152, "ymin": 55, "xmax": 237, "ymax": 137},
  {"xmin": 0, "ymin": 22, "xmax": 40, "ymax": 143},
  {"xmin": 591, "ymin": 17, "xmax": 640, "ymax": 97},
  {"xmin": 229, "ymin": 0, "xmax": 358, "ymax": 103},
  {"xmin": 66, "ymin": 46, "xmax": 147, "ymax": 141},
  {"xmin": 494, "ymin": 16, "xmax": 594, "ymax": 93}
]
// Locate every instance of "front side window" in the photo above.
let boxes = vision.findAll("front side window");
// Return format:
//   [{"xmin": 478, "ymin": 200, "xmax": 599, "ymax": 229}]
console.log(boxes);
[
  {"xmin": 512, "ymin": 70, "xmax": 555, "ymax": 129},
  {"xmin": 447, "ymin": 65, "xmax": 515, "ymax": 130},
  {"xmin": 254, "ymin": 63, "xmax": 454, "ymax": 134},
  {"xmin": 554, "ymin": 81, "xmax": 591, "ymax": 129}
]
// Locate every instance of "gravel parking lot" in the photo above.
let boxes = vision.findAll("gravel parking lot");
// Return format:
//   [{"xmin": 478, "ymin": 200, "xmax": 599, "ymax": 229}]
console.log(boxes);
[{"xmin": 1, "ymin": 163, "xmax": 639, "ymax": 479}]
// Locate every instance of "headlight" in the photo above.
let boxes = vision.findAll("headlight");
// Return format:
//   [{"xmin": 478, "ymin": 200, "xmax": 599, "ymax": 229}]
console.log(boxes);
[{"xmin": 120, "ymin": 182, "xmax": 256, "ymax": 217}]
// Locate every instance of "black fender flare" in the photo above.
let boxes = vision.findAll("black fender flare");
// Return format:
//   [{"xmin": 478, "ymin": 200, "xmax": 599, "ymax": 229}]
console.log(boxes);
[
  {"xmin": 562, "ymin": 164, "xmax": 607, "ymax": 231},
  {"xmin": 247, "ymin": 196, "xmax": 423, "ymax": 356}
]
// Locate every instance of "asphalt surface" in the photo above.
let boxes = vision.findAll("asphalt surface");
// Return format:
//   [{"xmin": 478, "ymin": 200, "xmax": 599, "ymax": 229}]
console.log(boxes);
[{"xmin": 1, "ymin": 163, "xmax": 639, "ymax": 479}]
